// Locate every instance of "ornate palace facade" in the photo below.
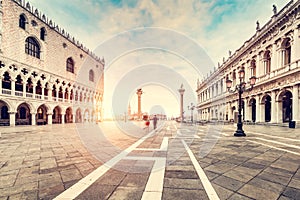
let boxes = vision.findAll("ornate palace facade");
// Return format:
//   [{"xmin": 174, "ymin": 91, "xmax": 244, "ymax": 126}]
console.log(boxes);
[
  {"xmin": 0, "ymin": 0, "xmax": 104, "ymax": 126},
  {"xmin": 196, "ymin": 1, "xmax": 300, "ymax": 126}
]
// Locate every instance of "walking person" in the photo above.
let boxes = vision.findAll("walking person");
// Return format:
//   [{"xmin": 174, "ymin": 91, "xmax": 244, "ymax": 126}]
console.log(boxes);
[
  {"xmin": 153, "ymin": 115, "xmax": 158, "ymax": 130},
  {"xmin": 144, "ymin": 119, "xmax": 150, "ymax": 132}
]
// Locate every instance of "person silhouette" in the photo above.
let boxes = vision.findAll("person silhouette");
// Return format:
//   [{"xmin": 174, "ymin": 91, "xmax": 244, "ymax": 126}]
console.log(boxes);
[{"xmin": 153, "ymin": 115, "xmax": 158, "ymax": 130}]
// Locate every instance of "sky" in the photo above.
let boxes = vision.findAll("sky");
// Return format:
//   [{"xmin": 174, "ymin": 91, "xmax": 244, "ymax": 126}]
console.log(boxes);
[{"xmin": 28, "ymin": 0, "xmax": 290, "ymax": 119}]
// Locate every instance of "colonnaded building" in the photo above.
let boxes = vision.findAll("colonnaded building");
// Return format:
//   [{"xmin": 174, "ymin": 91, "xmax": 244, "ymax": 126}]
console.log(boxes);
[
  {"xmin": 0, "ymin": 0, "xmax": 104, "ymax": 126},
  {"xmin": 196, "ymin": 1, "xmax": 300, "ymax": 126}
]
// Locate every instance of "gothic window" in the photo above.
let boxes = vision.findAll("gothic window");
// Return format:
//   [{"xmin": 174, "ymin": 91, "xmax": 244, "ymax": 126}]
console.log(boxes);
[
  {"xmin": 64, "ymin": 88, "xmax": 68, "ymax": 99},
  {"xmin": 70, "ymin": 90, "xmax": 73, "ymax": 100},
  {"xmin": 66, "ymin": 57, "xmax": 74, "ymax": 73},
  {"xmin": 40, "ymin": 27, "xmax": 46, "ymax": 41},
  {"xmin": 2, "ymin": 72, "xmax": 11, "ymax": 90},
  {"xmin": 25, "ymin": 37, "xmax": 40, "ymax": 59},
  {"xmin": 80, "ymin": 92, "xmax": 83, "ymax": 102},
  {"xmin": 26, "ymin": 78, "xmax": 33, "ymax": 93},
  {"xmin": 52, "ymin": 85, "xmax": 57, "ymax": 97},
  {"xmin": 44, "ymin": 83, "xmax": 48, "ymax": 96},
  {"xmin": 36, "ymin": 80, "xmax": 42, "ymax": 95},
  {"xmin": 75, "ymin": 91, "xmax": 78, "ymax": 101},
  {"xmin": 59, "ymin": 87, "xmax": 63, "ymax": 98},
  {"xmin": 19, "ymin": 14, "xmax": 27, "ymax": 29},
  {"xmin": 15, "ymin": 75, "xmax": 23, "ymax": 92},
  {"xmin": 89, "ymin": 70, "xmax": 94, "ymax": 82}
]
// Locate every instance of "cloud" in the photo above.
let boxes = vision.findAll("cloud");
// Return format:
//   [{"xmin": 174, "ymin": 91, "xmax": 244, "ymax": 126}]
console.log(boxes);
[{"xmin": 26, "ymin": 0, "xmax": 291, "ymax": 118}]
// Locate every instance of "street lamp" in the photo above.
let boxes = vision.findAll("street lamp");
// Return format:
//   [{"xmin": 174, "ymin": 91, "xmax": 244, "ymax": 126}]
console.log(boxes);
[
  {"xmin": 226, "ymin": 69, "xmax": 256, "ymax": 137},
  {"xmin": 188, "ymin": 103, "xmax": 195, "ymax": 124}
]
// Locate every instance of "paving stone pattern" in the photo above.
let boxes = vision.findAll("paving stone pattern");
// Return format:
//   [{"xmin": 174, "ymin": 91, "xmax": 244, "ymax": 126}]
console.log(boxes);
[{"xmin": 0, "ymin": 122, "xmax": 299, "ymax": 199}]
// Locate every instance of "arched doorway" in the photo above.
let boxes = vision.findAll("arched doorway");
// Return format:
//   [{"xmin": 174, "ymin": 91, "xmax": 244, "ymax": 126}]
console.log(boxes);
[
  {"xmin": 36, "ymin": 105, "xmax": 47, "ymax": 125},
  {"xmin": 52, "ymin": 106, "xmax": 62, "ymax": 124},
  {"xmin": 76, "ymin": 108, "xmax": 82, "ymax": 123},
  {"xmin": 264, "ymin": 95, "xmax": 271, "ymax": 122},
  {"xmin": 65, "ymin": 107, "xmax": 73, "ymax": 123},
  {"xmin": 282, "ymin": 91, "xmax": 293, "ymax": 122},
  {"xmin": 250, "ymin": 98, "xmax": 256, "ymax": 122},
  {"xmin": 16, "ymin": 103, "xmax": 31, "ymax": 125},
  {"xmin": 0, "ymin": 100, "xmax": 10, "ymax": 126}
]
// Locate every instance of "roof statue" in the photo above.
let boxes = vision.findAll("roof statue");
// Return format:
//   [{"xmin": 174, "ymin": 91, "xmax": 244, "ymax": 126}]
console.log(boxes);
[
  {"xmin": 256, "ymin": 20, "xmax": 260, "ymax": 31},
  {"xmin": 273, "ymin": 5, "xmax": 277, "ymax": 15}
]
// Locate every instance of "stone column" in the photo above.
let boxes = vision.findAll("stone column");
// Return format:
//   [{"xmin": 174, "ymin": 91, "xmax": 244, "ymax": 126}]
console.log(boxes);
[
  {"xmin": 32, "ymin": 83, "xmax": 36, "ymax": 98},
  {"xmin": 271, "ymin": 43, "xmax": 277, "ymax": 71},
  {"xmin": 62, "ymin": 89, "xmax": 65, "ymax": 102},
  {"xmin": 68, "ymin": 90, "xmax": 71, "ymax": 103},
  {"xmin": 23, "ymin": 82, "xmax": 26, "ymax": 97},
  {"xmin": 178, "ymin": 85, "xmax": 185, "ymax": 122},
  {"xmin": 255, "ymin": 95, "xmax": 261, "ymax": 122},
  {"xmin": 48, "ymin": 84, "xmax": 53, "ymax": 101},
  {"xmin": 82, "ymin": 114, "xmax": 84, "ymax": 123},
  {"xmin": 228, "ymin": 102, "xmax": 232, "ymax": 121},
  {"xmin": 56, "ymin": 90, "xmax": 59, "ymax": 102},
  {"xmin": 72, "ymin": 112, "xmax": 76, "ymax": 123},
  {"xmin": 276, "ymin": 99, "xmax": 281, "ymax": 123},
  {"xmin": 41, "ymin": 85, "xmax": 45, "ymax": 100},
  {"xmin": 292, "ymin": 84, "xmax": 299, "ymax": 122},
  {"xmin": 31, "ymin": 113, "xmax": 36, "ymax": 125},
  {"xmin": 291, "ymin": 29, "xmax": 298, "ymax": 64},
  {"xmin": 9, "ymin": 112, "xmax": 16, "ymax": 126},
  {"xmin": 47, "ymin": 113, "xmax": 53, "ymax": 125},
  {"xmin": 271, "ymin": 90, "xmax": 277, "ymax": 123},
  {"xmin": 61, "ymin": 114, "xmax": 65, "ymax": 124},
  {"xmin": 281, "ymin": 49, "xmax": 285, "ymax": 68},
  {"xmin": 136, "ymin": 88, "xmax": 143, "ymax": 120},
  {"xmin": 11, "ymin": 79, "xmax": 15, "ymax": 96},
  {"xmin": 244, "ymin": 98, "xmax": 249, "ymax": 121}
]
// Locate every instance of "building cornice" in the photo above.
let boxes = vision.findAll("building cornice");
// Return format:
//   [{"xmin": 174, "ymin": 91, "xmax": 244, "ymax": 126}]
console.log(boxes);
[{"xmin": 198, "ymin": 0, "xmax": 299, "ymax": 89}]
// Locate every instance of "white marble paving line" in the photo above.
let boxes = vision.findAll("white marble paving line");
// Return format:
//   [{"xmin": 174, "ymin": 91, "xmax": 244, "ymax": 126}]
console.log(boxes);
[
  {"xmin": 124, "ymin": 138, "xmax": 168, "ymax": 200},
  {"xmin": 136, "ymin": 137, "xmax": 168, "ymax": 151},
  {"xmin": 225, "ymin": 127, "xmax": 300, "ymax": 142},
  {"xmin": 249, "ymin": 131, "xmax": 300, "ymax": 142},
  {"xmin": 219, "ymin": 132, "xmax": 229, "ymax": 136},
  {"xmin": 53, "ymin": 129, "xmax": 157, "ymax": 200},
  {"xmin": 254, "ymin": 137, "xmax": 300, "ymax": 149},
  {"xmin": 181, "ymin": 139, "xmax": 220, "ymax": 200},
  {"xmin": 141, "ymin": 158, "xmax": 166, "ymax": 200},
  {"xmin": 247, "ymin": 140, "xmax": 300, "ymax": 156}
]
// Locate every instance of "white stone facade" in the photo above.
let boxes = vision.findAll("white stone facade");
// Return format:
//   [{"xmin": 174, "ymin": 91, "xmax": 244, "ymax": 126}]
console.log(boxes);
[
  {"xmin": 196, "ymin": 1, "xmax": 300, "ymax": 126},
  {"xmin": 0, "ymin": 0, "xmax": 104, "ymax": 126}
]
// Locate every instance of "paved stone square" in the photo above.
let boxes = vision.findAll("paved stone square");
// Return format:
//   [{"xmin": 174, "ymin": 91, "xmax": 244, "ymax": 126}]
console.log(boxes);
[{"xmin": 0, "ymin": 121, "xmax": 299, "ymax": 199}]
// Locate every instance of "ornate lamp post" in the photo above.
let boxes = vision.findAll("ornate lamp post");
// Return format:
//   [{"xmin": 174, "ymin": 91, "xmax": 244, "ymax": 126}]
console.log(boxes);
[
  {"xmin": 188, "ymin": 103, "xmax": 195, "ymax": 123},
  {"xmin": 226, "ymin": 69, "xmax": 256, "ymax": 137}
]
